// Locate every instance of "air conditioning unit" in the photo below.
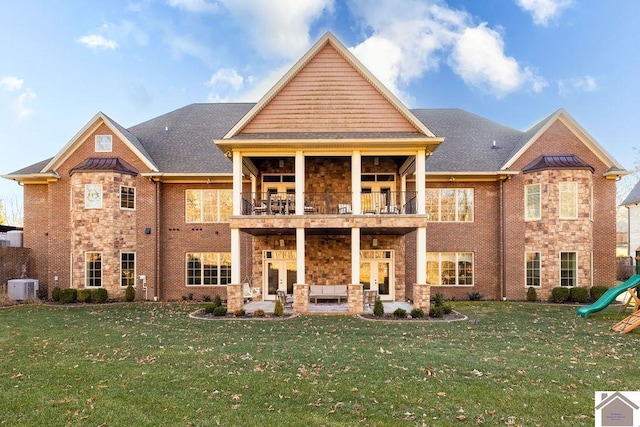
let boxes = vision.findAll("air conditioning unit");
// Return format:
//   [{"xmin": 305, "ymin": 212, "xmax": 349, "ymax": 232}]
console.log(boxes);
[{"xmin": 7, "ymin": 279, "xmax": 39, "ymax": 300}]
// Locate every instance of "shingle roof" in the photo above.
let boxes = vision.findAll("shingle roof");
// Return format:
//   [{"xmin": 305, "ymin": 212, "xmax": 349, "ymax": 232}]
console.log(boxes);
[
  {"xmin": 127, "ymin": 103, "xmax": 254, "ymax": 174},
  {"xmin": 622, "ymin": 179, "xmax": 640, "ymax": 205}
]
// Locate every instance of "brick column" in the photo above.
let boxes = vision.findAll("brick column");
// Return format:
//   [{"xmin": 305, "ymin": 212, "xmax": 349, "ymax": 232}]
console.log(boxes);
[
  {"xmin": 348, "ymin": 283, "xmax": 363, "ymax": 315},
  {"xmin": 293, "ymin": 283, "xmax": 308, "ymax": 314},
  {"xmin": 226, "ymin": 283, "xmax": 243, "ymax": 313},
  {"xmin": 413, "ymin": 283, "xmax": 430, "ymax": 312}
]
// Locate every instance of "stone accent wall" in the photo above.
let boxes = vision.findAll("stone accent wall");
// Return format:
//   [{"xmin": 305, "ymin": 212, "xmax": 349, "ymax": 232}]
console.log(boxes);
[
  {"xmin": 348, "ymin": 283, "xmax": 363, "ymax": 314},
  {"xmin": 293, "ymin": 283, "xmax": 308, "ymax": 314},
  {"xmin": 413, "ymin": 283, "xmax": 431, "ymax": 312},
  {"xmin": 226, "ymin": 283, "xmax": 242, "ymax": 313}
]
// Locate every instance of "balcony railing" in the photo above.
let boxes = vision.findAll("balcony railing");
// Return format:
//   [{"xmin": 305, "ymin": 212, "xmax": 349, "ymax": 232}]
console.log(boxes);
[{"xmin": 241, "ymin": 192, "xmax": 417, "ymax": 216}]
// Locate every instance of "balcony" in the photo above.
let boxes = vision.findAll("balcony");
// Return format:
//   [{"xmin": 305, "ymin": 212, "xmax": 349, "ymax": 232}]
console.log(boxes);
[{"xmin": 241, "ymin": 191, "xmax": 417, "ymax": 216}]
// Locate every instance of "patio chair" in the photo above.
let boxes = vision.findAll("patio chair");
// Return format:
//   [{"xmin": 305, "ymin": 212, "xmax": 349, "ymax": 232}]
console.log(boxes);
[
  {"xmin": 243, "ymin": 283, "xmax": 261, "ymax": 301},
  {"xmin": 276, "ymin": 289, "xmax": 293, "ymax": 308}
]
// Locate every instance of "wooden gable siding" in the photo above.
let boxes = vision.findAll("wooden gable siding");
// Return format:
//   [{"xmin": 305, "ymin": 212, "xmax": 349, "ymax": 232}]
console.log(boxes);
[{"xmin": 241, "ymin": 44, "xmax": 417, "ymax": 134}]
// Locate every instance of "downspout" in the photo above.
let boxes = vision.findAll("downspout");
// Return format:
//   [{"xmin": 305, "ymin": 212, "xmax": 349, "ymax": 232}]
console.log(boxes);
[
  {"xmin": 152, "ymin": 177, "xmax": 160, "ymax": 300},
  {"xmin": 500, "ymin": 176, "xmax": 507, "ymax": 300}
]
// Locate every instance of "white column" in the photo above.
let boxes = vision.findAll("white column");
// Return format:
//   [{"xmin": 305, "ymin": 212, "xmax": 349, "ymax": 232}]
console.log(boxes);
[
  {"xmin": 352, "ymin": 151, "xmax": 361, "ymax": 214},
  {"xmin": 415, "ymin": 150, "xmax": 426, "ymax": 215},
  {"xmin": 351, "ymin": 228, "xmax": 360, "ymax": 284},
  {"xmin": 401, "ymin": 174, "xmax": 407, "ymax": 211},
  {"xmin": 232, "ymin": 151, "xmax": 242, "ymax": 216},
  {"xmin": 251, "ymin": 174, "xmax": 257, "ymax": 199},
  {"xmin": 296, "ymin": 228, "xmax": 305, "ymax": 284},
  {"xmin": 231, "ymin": 228, "xmax": 241, "ymax": 284},
  {"xmin": 295, "ymin": 151, "xmax": 305, "ymax": 215},
  {"xmin": 416, "ymin": 227, "xmax": 426, "ymax": 284}
]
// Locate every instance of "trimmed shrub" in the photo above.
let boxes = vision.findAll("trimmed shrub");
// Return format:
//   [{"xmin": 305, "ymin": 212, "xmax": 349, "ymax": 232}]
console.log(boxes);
[
  {"xmin": 77, "ymin": 289, "xmax": 92, "ymax": 303},
  {"xmin": 213, "ymin": 306, "xmax": 227, "ymax": 317},
  {"xmin": 274, "ymin": 299, "xmax": 284, "ymax": 317},
  {"xmin": 551, "ymin": 287, "xmax": 570, "ymax": 303},
  {"xmin": 204, "ymin": 304, "xmax": 216, "ymax": 314},
  {"xmin": 590, "ymin": 285, "xmax": 609, "ymax": 302},
  {"xmin": 213, "ymin": 295, "xmax": 222, "ymax": 308},
  {"xmin": 526, "ymin": 286, "xmax": 537, "ymax": 302},
  {"xmin": 234, "ymin": 308, "xmax": 246, "ymax": 317},
  {"xmin": 59, "ymin": 288, "xmax": 77, "ymax": 304},
  {"xmin": 125, "ymin": 285, "xmax": 135, "ymax": 302},
  {"xmin": 91, "ymin": 288, "xmax": 108, "ymax": 303},
  {"xmin": 410, "ymin": 307, "xmax": 425, "ymax": 318},
  {"xmin": 392, "ymin": 308, "xmax": 407, "ymax": 318},
  {"xmin": 442, "ymin": 303, "xmax": 453, "ymax": 315},
  {"xmin": 569, "ymin": 286, "xmax": 588, "ymax": 303},
  {"xmin": 202, "ymin": 295, "xmax": 211, "ymax": 302},
  {"xmin": 467, "ymin": 292, "xmax": 483, "ymax": 301},
  {"xmin": 373, "ymin": 297, "xmax": 384, "ymax": 317},
  {"xmin": 51, "ymin": 286, "xmax": 62, "ymax": 302},
  {"xmin": 434, "ymin": 293, "xmax": 444, "ymax": 307},
  {"xmin": 253, "ymin": 309, "xmax": 265, "ymax": 317},
  {"xmin": 429, "ymin": 305, "xmax": 444, "ymax": 318}
]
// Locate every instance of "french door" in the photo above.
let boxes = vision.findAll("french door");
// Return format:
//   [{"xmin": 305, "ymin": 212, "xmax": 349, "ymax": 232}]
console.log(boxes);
[
  {"xmin": 263, "ymin": 250, "xmax": 296, "ymax": 300},
  {"xmin": 360, "ymin": 250, "xmax": 394, "ymax": 300}
]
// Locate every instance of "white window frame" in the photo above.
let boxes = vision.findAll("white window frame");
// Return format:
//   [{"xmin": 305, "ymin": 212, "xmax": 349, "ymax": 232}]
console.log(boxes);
[
  {"xmin": 426, "ymin": 252, "xmax": 474, "ymax": 286},
  {"xmin": 525, "ymin": 252, "xmax": 541, "ymax": 287},
  {"xmin": 559, "ymin": 182, "xmax": 578, "ymax": 219},
  {"xmin": 84, "ymin": 184, "xmax": 103, "ymax": 209},
  {"xmin": 85, "ymin": 252, "xmax": 103, "ymax": 288},
  {"xmin": 524, "ymin": 183, "xmax": 541, "ymax": 221},
  {"xmin": 185, "ymin": 189, "xmax": 232, "ymax": 223},
  {"xmin": 120, "ymin": 252, "xmax": 136, "ymax": 288},
  {"xmin": 425, "ymin": 188, "xmax": 474, "ymax": 222},
  {"xmin": 560, "ymin": 251, "xmax": 577, "ymax": 287},
  {"xmin": 120, "ymin": 186, "xmax": 136, "ymax": 210},
  {"xmin": 186, "ymin": 252, "xmax": 232, "ymax": 286},
  {"xmin": 95, "ymin": 135, "xmax": 113, "ymax": 152}
]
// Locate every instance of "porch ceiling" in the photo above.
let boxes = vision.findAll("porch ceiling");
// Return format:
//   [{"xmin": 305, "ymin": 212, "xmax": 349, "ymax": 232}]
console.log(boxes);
[{"xmin": 241, "ymin": 227, "xmax": 416, "ymax": 236}]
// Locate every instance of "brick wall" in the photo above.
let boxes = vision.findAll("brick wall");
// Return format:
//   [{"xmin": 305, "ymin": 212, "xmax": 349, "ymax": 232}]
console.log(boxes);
[{"xmin": 0, "ymin": 247, "xmax": 33, "ymax": 288}]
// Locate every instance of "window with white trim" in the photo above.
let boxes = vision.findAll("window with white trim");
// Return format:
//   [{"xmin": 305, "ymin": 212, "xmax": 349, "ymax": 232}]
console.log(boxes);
[
  {"xmin": 559, "ymin": 182, "xmax": 578, "ymax": 219},
  {"xmin": 84, "ymin": 184, "xmax": 103, "ymax": 209},
  {"xmin": 425, "ymin": 189, "xmax": 473, "ymax": 222},
  {"xmin": 525, "ymin": 184, "xmax": 541, "ymax": 221},
  {"xmin": 95, "ymin": 135, "xmax": 112, "ymax": 152},
  {"xmin": 185, "ymin": 189, "xmax": 232, "ymax": 223},
  {"xmin": 186, "ymin": 252, "xmax": 231, "ymax": 286},
  {"xmin": 426, "ymin": 252, "xmax": 474, "ymax": 285},
  {"xmin": 560, "ymin": 252, "xmax": 577, "ymax": 287},
  {"xmin": 85, "ymin": 252, "xmax": 102, "ymax": 287},
  {"xmin": 525, "ymin": 252, "xmax": 541, "ymax": 287},
  {"xmin": 120, "ymin": 186, "xmax": 136, "ymax": 210},
  {"xmin": 121, "ymin": 252, "xmax": 136, "ymax": 287}
]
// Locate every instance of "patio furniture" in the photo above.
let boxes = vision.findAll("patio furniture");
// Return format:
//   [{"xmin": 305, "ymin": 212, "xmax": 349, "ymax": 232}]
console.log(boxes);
[
  {"xmin": 276, "ymin": 289, "xmax": 293, "ymax": 308},
  {"xmin": 243, "ymin": 283, "xmax": 261, "ymax": 301},
  {"xmin": 253, "ymin": 199, "xmax": 267, "ymax": 215},
  {"xmin": 338, "ymin": 204, "xmax": 352, "ymax": 214},
  {"xmin": 309, "ymin": 285, "xmax": 348, "ymax": 303},
  {"xmin": 381, "ymin": 205, "xmax": 399, "ymax": 214}
]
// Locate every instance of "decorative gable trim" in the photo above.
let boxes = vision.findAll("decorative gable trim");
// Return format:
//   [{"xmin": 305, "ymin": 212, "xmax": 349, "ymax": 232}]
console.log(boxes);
[
  {"xmin": 501, "ymin": 109, "xmax": 627, "ymax": 175},
  {"xmin": 222, "ymin": 32, "xmax": 435, "ymax": 139},
  {"xmin": 41, "ymin": 112, "xmax": 158, "ymax": 174}
]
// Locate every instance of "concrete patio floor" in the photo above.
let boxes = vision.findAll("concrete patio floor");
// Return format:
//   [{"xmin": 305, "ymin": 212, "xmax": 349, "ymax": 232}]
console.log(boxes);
[{"xmin": 244, "ymin": 300, "xmax": 413, "ymax": 315}]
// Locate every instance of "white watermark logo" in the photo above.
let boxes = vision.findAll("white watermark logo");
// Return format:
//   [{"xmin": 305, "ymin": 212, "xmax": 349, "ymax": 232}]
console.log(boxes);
[{"xmin": 595, "ymin": 391, "xmax": 640, "ymax": 427}]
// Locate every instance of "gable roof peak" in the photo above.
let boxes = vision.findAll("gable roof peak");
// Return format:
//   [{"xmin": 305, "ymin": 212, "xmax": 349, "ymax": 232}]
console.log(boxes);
[{"xmin": 223, "ymin": 32, "xmax": 435, "ymax": 139}]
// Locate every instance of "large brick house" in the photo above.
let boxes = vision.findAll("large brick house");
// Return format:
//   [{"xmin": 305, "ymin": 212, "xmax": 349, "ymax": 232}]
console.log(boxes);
[{"xmin": 3, "ymin": 33, "xmax": 626, "ymax": 308}]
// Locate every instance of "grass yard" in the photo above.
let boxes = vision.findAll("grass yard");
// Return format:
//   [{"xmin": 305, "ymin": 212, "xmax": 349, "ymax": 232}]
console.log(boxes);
[{"xmin": 0, "ymin": 302, "xmax": 637, "ymax": 426}]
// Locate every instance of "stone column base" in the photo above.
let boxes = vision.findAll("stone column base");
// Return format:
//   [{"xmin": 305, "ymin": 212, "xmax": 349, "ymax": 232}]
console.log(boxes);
[
  {"xmin": 348, "ymin": 283, "xmax": 364, "ymax": 314},
  {"xmin": 226, "ymin": 283, "xmax": 243, "ymax": 313},
  {"xmin": 413, "ymin": 283, "xmax": 431, "ymax": 312},
  {"xmin": 293, "ymin": 283, "xmax": 309, "ymax": 314}
]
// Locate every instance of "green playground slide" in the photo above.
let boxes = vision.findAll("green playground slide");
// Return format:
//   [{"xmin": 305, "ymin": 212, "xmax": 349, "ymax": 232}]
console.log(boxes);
[{"xmin": 576, "ymin": 274, "xmax": 640, "ymax": 318}]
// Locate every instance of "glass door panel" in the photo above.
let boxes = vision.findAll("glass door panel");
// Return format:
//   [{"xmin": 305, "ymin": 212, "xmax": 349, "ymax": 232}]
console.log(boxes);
[
  {"xmin": 377, "ymin": 262, "xmax": 390, "ymax": 296},
  {"xmin": 360, "ymin": 262, "xmax": 371, "ymax": 290},
  {"xmin": 267, "ymin": 261, "xmax": 279, "ymax": 296},
  {"xmin": 286, "ymin": 261, "xmax": 297, "ymax": 294}
]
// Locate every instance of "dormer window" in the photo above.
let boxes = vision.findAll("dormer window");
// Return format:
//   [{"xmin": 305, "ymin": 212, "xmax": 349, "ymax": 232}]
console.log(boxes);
[{"xmin": 95, "ymin": 135, "xmax": 112, "ymax": 152}]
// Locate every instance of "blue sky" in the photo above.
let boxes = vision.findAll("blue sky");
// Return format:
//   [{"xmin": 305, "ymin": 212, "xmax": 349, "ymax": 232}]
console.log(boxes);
[{"xmin": 1, "ymin": 0, "xmax": 639, "ymax": 220}]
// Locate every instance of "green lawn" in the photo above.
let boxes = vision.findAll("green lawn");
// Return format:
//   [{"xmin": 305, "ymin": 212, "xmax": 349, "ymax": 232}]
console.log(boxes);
[{"xmin": 0, "ymin": 302, "xmax": 637, "ymax": 426}]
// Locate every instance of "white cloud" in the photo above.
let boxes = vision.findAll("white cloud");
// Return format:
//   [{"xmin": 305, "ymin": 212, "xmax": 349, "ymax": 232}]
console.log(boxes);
[
  {"xmin": 450, "ymin": 24, "xmax": 546, "ymax": 98},
  {"xmin": 347, "ymin": 0, "xmax": 545, "ymax": 101},
  {"xmin": 516, "ymin": 0, "xmax": 572, "ymax": 26},
  {"xmin": 217, "ymin": 0, "xmax": 334, "ymax": 59},
  {"xmin": 13, "ymin": 88, "xmax": 36, "ymax": 119},
  {"xmin": 0, "ymin": 76, "xmax": 24, "ymax": 91},
  {"xmin": 77, "ymin": 34, "xmax": 119, "ymax": 50},
  {"xmin": 166, "ymin": 0, "xmax": 220, "ymax": 13},
  {"xmin": 558, "ymin": 75, "xmax": 597, "ymax": 95},
  {"xmin": 206, "ymin": 68, "xmax": 244, "ymax": 102},
  {"xmin": 165, "ymin": 32, "xmax": 214, "ymax": 65}
]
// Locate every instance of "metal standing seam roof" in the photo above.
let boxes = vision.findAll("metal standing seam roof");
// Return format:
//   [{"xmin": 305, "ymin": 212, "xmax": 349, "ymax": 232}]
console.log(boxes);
[
  {"xmin": 69, "ymin": 157, "xmax": 139, "ymax": 176},
  {"xmin": 522, "ymin": 155, "xmax": 595, "ymax": 174}
]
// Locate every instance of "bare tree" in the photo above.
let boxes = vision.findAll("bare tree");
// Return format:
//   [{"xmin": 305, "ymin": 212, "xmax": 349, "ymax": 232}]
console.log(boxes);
[{"xmin": 0, "ymin": 195, "xmax": 23, "ymax": 227}]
